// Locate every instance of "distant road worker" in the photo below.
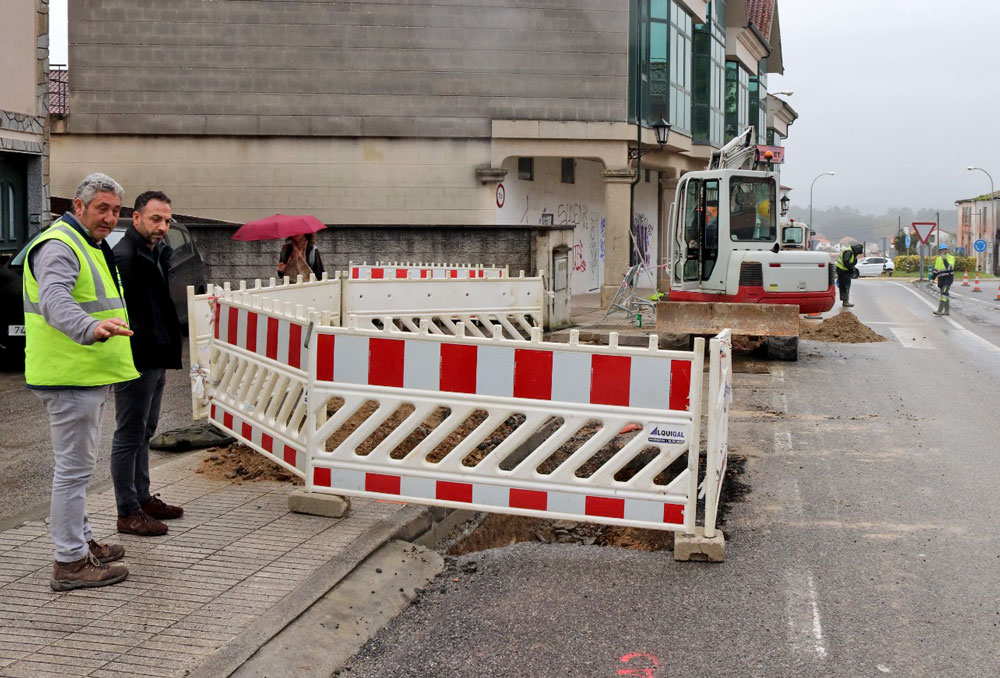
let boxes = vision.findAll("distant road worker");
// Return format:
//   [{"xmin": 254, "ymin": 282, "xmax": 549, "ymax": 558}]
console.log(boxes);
[
  {"xmin": 835, "ymin": 243, "xmax": 864, "ymax": 307},
  {"xmin": 930, "ymin": 244, "xmax": 956, "ymax": 316}
]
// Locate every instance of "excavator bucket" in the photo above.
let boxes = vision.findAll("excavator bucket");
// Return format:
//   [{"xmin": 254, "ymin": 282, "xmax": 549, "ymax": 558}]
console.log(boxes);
[{"xmin": 655, "ymin": 301, "xmax": 800, "ymax": 337}]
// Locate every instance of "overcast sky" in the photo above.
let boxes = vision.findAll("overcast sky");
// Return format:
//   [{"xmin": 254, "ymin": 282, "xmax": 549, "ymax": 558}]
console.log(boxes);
[
  {"xmin": 772, "ymin": 0, "xmax": 1000, "ymax": 214},
  {"xmin": 48, "ymin": 0, "xmax": 993, "ymax": 214}
]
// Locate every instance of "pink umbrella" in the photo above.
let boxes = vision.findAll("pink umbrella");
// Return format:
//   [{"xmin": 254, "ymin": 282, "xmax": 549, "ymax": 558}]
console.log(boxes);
[{"xmin": 232, "ymin": 214, "xmax": 327, "ymax": 241}]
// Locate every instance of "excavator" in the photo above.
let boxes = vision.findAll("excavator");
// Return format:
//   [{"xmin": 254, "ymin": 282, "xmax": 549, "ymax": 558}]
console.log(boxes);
[{"xmin": 658, "ymin": 128, "xmax": 835, "ymax": 360}]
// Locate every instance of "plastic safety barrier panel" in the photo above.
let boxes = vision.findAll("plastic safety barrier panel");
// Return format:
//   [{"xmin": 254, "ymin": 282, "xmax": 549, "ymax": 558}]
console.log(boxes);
[
  {"xmin": 703, "ymin": 329, "xmax": 733, "ymax": 538},
  {"xmin": 342, "ymin": 274, "xmax": 543, "ymax": 340},
  {"xmin": 186, "ymin": 273, "xmax": 339, "ymax": 420},
  {"xmin": 199, "ymin": 286, "xmax": 733, "ymax": 535},
  {"xmin": 348, "ymin": 261, "xmax": 508, "ymax": 280},
  {"xmin": 206, "ymin": 295, "xmax": 312, "ymax": 478}
]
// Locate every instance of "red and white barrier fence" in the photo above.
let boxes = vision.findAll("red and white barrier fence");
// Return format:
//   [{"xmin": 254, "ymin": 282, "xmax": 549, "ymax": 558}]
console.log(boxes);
[
  {"xmin": 349, "ymin": 261, "xmax": 507, "ymax": 280},
  {"xmin": 197, "ymin": 285, "xmax": 733, "ymax": 536},
  {"xmin": 342, "ymin": 273, "xmax": 543, "ymax": 339},
  {"xmin": 703, "ymin": 329, "xmax": 733, "ymax": 538}
]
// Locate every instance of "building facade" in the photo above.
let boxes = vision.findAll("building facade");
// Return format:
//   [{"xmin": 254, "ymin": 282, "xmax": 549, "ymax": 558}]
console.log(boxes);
[
  {"xmin": 955, "ymin": 192, "xmax": 999, "ymax": 273},
  {"xmin": 0, "ymin": 0, "xmax": 50, "ymax": 259},
  {"xmin": 52, "ymin": 0, "xmax": 787, "ymax": 305}
]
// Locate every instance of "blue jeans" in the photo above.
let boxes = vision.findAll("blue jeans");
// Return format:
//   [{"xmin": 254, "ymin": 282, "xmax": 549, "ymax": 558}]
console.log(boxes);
[{"xmin": 111, "ymin": 368, "xmax": 166, "ymax": 517}]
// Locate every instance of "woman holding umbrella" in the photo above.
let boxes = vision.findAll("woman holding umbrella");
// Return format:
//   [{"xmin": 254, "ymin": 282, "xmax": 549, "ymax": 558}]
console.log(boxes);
[
  {"xmin": 277, "ymin": 233, "xmax": 324, "ymax": 280},
  {"xmin": 231, "ymin": 214, "xmax": 327, "ymax": 280}
]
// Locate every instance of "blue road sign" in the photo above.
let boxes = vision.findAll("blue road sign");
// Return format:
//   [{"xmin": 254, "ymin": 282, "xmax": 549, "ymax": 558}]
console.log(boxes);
[
  {"xmin": 975, "ymin": 238, "xmax": 988, "ymax": 253},
  {"xmin": 904, "ymin": 233, "xmax": 911, "ymax": 248}
]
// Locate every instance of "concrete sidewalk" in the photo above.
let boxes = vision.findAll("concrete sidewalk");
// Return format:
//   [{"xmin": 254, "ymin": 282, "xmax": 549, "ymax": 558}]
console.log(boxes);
[{"xmin": 0, "ymin": 451, "xmax": 413, "ymax": 678}]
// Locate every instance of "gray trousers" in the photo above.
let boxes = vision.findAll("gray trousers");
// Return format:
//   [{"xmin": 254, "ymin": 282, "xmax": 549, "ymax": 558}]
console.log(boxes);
[
  {"xmin": 111, "ymin": 368, "xmax": 166, "ymax": 518},
  {"xmin": 34, "ymin": 386, "xmax": 110, "ymax": 563}
]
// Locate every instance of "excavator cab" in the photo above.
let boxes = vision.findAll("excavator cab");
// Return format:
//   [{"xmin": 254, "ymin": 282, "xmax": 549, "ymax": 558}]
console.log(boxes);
[{"xmin": 671, "ymin": 170, "xmax": 778, "ymax": 293}]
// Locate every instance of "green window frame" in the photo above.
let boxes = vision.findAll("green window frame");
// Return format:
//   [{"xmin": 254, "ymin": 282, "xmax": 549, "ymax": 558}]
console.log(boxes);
[
  {"xmin": 692, "ymin": 1, "xmax": 726, "ymax": 146},
  {"xmin": 749, "ymin": 58, "xmax": 767, "ymax": 143},
  {"xmin": 725, "ymin": 61, "xmax": 749, "ymax": 142},
  {"xmin": 629, "ymin": 0, "xmax": 694, "ymax": 132}
]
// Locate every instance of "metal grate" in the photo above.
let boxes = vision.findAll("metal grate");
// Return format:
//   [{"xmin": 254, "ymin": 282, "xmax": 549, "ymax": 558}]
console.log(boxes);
[
  {"xmin": 738, "ymin": 261, "xmax": 763, "ymax": 287},
  {"xmin": 48, "ymin": 66, "xmax": 69, "ymax": 117}
]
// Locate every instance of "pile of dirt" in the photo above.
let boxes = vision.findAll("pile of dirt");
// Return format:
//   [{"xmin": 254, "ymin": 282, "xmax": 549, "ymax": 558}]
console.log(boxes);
[
  {"xmin": 196, "ymin": 443, "xmax": 303, "ymax": 484},
  {"xmin": 800, "ymin": 311, "xmax": 886, "ymax": 343},
  {"xmin": 445, "ymin": 514, "xmax": 675, "ymax": 555}
]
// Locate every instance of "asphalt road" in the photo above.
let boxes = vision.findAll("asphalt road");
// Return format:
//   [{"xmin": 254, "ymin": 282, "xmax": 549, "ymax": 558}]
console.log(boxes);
[
  {"xmin": 0, "ymin": 347, "xmax": 194, "ymax": 525},
  {"xmin": 340, "ymin": 278, "xmax": 1000, "ymax": 677}
]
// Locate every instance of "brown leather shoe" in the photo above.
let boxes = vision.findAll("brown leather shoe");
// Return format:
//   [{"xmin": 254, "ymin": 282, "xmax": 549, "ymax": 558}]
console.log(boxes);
[
  {"xmin": 117, "ymin": 509, "xmax": 168, "ymax": 536},
  {"xmin": 51, "ymin": 553, "xmax": 128, "ymax": 591},
  {"xmin": 142, "ymin": 495, "xmax": 184, "ymax": 520},
  {"xmin": 87, "ymin": 540, "xmax": 124, "ymax": 564}
]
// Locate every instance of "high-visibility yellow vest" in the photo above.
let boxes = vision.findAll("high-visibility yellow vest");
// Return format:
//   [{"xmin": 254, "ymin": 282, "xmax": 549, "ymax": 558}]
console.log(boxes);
[
  {"xmin": 22, "ymin": 219, "xmax": 139, "ymax": 387},
  {"xmin": 933, "ymin": 254, "xmax": 956, "ymax": 272},
  {"xmin": 835, "ymin": 250, "xmax": 857, "ymax": 271}
]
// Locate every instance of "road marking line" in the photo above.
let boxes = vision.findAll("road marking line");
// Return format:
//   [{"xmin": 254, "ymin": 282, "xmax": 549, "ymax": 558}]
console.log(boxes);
[
  {"xmin": 950, "ymin": 290, "xmax": 1000, "ymax": 307},
  {"xmin": 889, "ymin": 283, "xmax": 969, "ymax": 331},
  {"xmin": 889, "ymin": 327, "xmax": 935, "ymax": 349},
  {"xmin": 892, "ymin": 281, "xmax": 1000, "ymax": 352},
  {"xmin": 786, "ymin": 568, "xmax": 828, "ymax": 660}
]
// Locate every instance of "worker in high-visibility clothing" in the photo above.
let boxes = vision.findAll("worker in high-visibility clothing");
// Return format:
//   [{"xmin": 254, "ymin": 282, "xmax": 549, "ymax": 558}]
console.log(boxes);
[
  {"xmin": 835, "ymin": 243, "xmax": 864, "ymax": 307},
  {"xmin": 23, "ymin": 173, "xmax": 139, "ymax": 591},
  {"xmin": 930, "ymin": 243, "xmax": 956, "ymax": 316}
]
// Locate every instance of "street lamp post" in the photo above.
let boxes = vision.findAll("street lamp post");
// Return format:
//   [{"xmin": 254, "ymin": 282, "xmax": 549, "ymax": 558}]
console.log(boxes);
[
  {"xmin": 809, "ymin": 171, "xmax": 836, "ymax": 238},
  {"xmin": 967, "ymin": 166, "xmax": 995, "ymax": 273}
]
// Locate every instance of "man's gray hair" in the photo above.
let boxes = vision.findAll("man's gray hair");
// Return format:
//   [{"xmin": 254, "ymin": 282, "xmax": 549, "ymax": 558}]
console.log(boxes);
[{"xmin": 74, "ymin": 173, "xmax": 125, "ymax": 207}]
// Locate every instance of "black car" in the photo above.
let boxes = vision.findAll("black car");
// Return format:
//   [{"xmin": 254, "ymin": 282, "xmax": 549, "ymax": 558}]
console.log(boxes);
[{"xmin": 0, "ymin": 220, "xmax": 207, "ymax": 370}]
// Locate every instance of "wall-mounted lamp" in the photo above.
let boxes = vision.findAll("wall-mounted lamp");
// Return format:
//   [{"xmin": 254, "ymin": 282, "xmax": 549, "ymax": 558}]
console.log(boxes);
[{"xmin": 629, "ymin": 118, "xmax": 672, "ymax": 160}]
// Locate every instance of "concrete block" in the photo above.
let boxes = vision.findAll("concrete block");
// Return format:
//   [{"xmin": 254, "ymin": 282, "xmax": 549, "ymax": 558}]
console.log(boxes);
[
  {"xmin": 287, "ymin": 490, "xmax": 350, "ymax": 518},
  {"xmin": 674, "ymin": 527, "xmax": 726, "ymax": 562}
]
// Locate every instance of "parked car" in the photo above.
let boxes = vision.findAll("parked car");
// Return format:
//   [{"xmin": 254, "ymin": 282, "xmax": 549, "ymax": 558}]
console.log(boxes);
[
  {"xmin": 0, "ymin": 220, "xmax": 207, "ymax": 370},
  {"xmin": 855, "ymin": 256, "xmax": 894, "ymax": 278}
]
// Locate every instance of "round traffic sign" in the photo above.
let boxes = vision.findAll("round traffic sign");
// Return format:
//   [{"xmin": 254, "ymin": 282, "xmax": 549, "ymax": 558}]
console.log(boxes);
[
  {"xmin": 496, "ymin": 183, "xmax": 505, "ymax": 208},
  {"xmin": 975, "ymin": 238, "xmax": 988, "ymax": 253},
  {"xmin": 904, "ymin": 233, "xmax": 911, "ymax": 248}
]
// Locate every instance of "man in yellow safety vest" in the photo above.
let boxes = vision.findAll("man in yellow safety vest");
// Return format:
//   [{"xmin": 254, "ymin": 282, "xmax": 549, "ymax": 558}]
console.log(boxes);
[
  {"xmin": 835, "ymin": 243, "xmax": 864, "ymax": 307},
  {"xmin": 930, "ymin": 243, "xmax": 956, "ymax": 316},
  {"xmin": 23, "ymin": 173, "xmax": 139, "ymax": 591}
]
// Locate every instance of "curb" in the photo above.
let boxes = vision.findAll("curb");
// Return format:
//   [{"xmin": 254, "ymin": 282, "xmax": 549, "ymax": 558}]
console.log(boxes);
[{"xmin": 187, "ymin": 503, "xmax": 435, "ymax": 678}]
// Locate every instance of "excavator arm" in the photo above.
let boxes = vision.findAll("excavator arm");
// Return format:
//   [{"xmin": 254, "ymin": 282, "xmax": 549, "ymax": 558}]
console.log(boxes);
[{"xmin": 708, "ymin": 126, "xmax": 758, "ymax": 171}]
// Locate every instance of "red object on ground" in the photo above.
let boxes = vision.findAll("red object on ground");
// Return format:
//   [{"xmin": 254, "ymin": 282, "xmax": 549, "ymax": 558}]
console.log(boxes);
[{"xmin": 231, "ymin": 214, "xmax": 327, "ymax": 241}]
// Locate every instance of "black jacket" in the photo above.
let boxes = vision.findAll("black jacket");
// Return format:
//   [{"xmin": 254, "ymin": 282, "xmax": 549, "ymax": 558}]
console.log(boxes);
[{"xmin": 113, "ymin": 226, "xmax": 183, "ymax": 371}]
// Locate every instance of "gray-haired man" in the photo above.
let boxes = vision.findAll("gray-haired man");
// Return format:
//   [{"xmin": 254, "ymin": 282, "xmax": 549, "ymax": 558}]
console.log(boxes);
[{"xmin": 24, "ymin": 173, "xmax": 137, "ymax": 590}]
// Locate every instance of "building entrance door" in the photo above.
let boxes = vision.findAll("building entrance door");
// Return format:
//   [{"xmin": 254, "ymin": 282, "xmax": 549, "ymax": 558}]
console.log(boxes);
[{"xmin": 0, "ymin": 153, "xmax": 28, "ymax": 257}]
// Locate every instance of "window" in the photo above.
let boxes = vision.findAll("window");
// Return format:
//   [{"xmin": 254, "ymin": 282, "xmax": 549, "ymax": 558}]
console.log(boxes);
[
  {"xmin": 749, "ymin": 58, "xmax": 767, "ymax": 143},
  {"xmin": 629, "ymin": 0, "xmax": 694, "ymax": 131},
  {"xmin": 669, "ymin": 4, "xmax": 692, "ymax": 134},
  {"xmin": 730, "ymin": 176, "xmax": 776, "ymax": 242},
  {"xmin": 725, "ymin": 61, "xmax": 750, "ymax": 141},
  {"xmin": 517, "ymin": 157, "xmax": 534, "ymax": 181},
  {"xmin": 561, "ymin": 158, "xmax": 575, "ymax": 184},
  {"xmin": 692, "ymin": 2, "xmax": 726, "ymax": 147},
  {"xmin": 677, "ymin": 178, "xmax": 720, "ymax": 282}
]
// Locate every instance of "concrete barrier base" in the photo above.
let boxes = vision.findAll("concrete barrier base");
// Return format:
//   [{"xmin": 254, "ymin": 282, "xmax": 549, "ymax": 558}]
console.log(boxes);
[
  {"xmin": 674, "ymin": 526, "xmax": 726, "ymax": 562},
  {"xmin": 288, "ymin": 490, "xmax": 350, "ymax": 518}
]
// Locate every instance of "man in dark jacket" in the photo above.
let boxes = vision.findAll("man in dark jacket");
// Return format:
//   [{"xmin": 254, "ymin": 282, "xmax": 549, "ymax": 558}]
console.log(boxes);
[{"xmin": 111, "ymin": 191, "xmax": 184, "ymax": 536}]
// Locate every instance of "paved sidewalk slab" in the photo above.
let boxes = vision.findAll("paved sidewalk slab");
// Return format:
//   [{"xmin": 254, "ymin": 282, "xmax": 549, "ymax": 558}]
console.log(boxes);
[{"xmin": 0, "ymin": 451, "xmax": 406, "ymax": 678}]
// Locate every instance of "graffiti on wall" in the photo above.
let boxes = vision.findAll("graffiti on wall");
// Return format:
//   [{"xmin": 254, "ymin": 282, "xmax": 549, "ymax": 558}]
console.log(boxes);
[
  {"xmin": 557, "ymin": 203, "xmax": 602, "ymax": 292},
  {"xmin": 632, "ymin": 212, "xmax": 654, "ymax": 267}
]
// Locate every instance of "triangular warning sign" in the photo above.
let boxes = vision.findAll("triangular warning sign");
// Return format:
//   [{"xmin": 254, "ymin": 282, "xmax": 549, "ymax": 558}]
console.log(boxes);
[{"xmin": 911, "ymin": 222, "xmax": 936, "ymax": 244}]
